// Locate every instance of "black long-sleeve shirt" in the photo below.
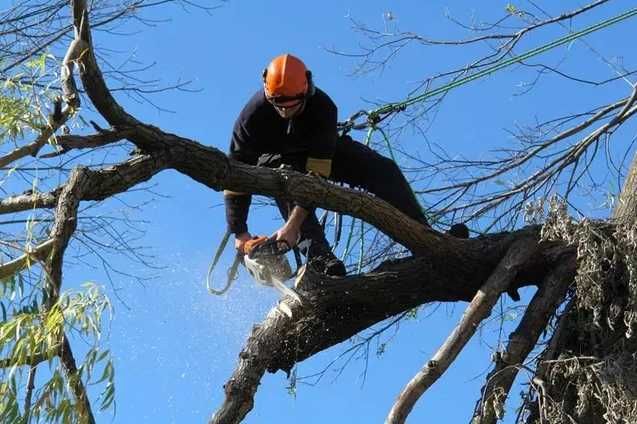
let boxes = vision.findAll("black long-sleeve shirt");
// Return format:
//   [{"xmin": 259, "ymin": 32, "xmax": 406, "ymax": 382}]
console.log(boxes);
[{"xmin": 225, "ymin": 88, "xmax": 338, "ymax": 234}]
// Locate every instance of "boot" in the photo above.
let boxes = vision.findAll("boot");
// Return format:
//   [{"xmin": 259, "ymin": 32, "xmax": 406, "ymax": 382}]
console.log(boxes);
[
  {"xmin": 447, "ymin": 223, "xmax": 469, "ymax": 239},
  {"xmin": 306, "ymin": 242, "xmax": 346, "ymax": 277}
]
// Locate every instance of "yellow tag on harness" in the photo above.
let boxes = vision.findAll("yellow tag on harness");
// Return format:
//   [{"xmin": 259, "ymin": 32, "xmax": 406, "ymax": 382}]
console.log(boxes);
[{"xmin": 306, "ymin": 157, "xmax": 332, "ymax": 178}]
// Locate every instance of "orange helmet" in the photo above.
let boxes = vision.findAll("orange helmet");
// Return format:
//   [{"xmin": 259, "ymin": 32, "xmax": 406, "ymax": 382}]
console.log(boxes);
[{"xmin": 263, "ymin": 54, "xmax": 309, "ymax": 102}]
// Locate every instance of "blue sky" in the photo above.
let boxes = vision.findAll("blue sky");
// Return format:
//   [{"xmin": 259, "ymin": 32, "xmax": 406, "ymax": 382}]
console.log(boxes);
[{"xmin": 50, "ymin": 1, "xmax": 637, "ymax": 422}]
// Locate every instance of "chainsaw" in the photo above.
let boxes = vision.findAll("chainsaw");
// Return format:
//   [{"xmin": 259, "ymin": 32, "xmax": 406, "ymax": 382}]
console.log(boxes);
[
  {"xmin": 242, "ymin": 236, "xmax": 302, "ymax": 304},
  {"xmin": 206, "ymin": 232, "xmax": 304, "ymax": 316}
]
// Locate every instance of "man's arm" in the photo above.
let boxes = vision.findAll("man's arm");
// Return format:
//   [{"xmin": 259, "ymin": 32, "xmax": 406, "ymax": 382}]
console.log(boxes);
[
  {"xmin": 274, "ymin": 205, "xmax": 309, "ymax": 248},
  {"xmin": 226, "ymin": 98, "xmax": 261, "ymax": 251},
  {"xmin": 305, "ymin": 89, "xmax": 338, "ymax": 178},
  {"xmin": 225, "ymin": 189, "xmax": 253, "ymax": 251}
]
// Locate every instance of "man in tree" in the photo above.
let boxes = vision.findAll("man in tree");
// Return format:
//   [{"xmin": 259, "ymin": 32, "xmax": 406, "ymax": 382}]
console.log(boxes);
[{"xmin": 225, "ymin": 53, "xmax": 450, "ymax": 276}]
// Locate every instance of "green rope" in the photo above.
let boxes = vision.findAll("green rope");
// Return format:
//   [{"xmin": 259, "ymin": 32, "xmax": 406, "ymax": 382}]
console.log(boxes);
[
  {"xmin": 349, "ymin": 6, "xmax": 637, "ymax": 228},
  {"xmin": 336, "ymin": 7, "xmax": 637, "ymax": 270},
  {"xmin": 357, "ymin": 219, "xmax": 365, "ymax": 274},
  {"xmin": 369, "ymin": 7, "xmax": 637, "ymax": 118},
  {"xmin": 342, "ymin": 126, "xmax": 377, "ymax": 268},
  {"xmin": 377, "ymin": 127, "xmax": 397, "ymax": 162},
  {"xmin": 340, "ymin": 216, "xmax": 357, "ymax": 261}
]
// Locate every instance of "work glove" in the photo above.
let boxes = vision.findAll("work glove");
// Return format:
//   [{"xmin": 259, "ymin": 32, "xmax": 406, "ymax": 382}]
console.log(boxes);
[{"xmin": 242, "ymin": 235, "xmax": 269, "ymax": 255}]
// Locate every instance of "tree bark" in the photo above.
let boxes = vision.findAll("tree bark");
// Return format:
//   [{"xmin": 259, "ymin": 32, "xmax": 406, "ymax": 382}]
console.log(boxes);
[
  {"xmin": 613, "ymin": 150, "xmax": 637, "ymax": 222},
  {"xmin": 385, "ymin": 237, "xmax": 541, "ymax": 424},
  {"xmin": 210, "ymin": 231, "xmax": 575, "ymax": 424}
]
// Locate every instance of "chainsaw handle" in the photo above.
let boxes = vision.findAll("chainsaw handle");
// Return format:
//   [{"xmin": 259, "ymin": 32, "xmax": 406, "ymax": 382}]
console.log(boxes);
[{"xmin": 248, "ymin": 237, "xmax": 291, "ymax": 259}]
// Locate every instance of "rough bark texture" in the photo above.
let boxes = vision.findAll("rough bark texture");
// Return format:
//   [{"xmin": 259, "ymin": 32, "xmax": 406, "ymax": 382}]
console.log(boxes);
[
  {"xmin": 473, "ymin": 260, "xmax": 575, "ymax": 424},
  {"xmin": 43, "ymin": 167, "xmax": 96, "ymax": 424},
  {"xmin": 385, "ymin": 237, "xmax": 542, "ymax": 424},
  {"xmin": 210, "ymin": 233, "xmax": 575, "ymax": 424},
  {"xmin": 614, "ymin": 150, "xmax": 637, "ymax": 223},
  {"xmin": 524, "ymin": 118, "xmax": 637, "ymax": 423}
]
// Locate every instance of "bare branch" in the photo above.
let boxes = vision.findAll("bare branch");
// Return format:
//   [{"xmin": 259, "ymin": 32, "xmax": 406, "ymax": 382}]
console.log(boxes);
[
  {"xmin": 23, "ymin": 365, "xmax": 37, "ymax": 421},
  {"xmin": 40, "ymin": 127, "xmax": 135, "ymax": 158},
  {"xmin": 385, "ymin": 237, "xmax": 540, "ymax": 424},
  {"xmin": 0, "ymin": 239, "xmax": 54, "ymax": 280},
  {"xmin": 473, "ymin": 261, "xmax": 575, "ymax": 424}
]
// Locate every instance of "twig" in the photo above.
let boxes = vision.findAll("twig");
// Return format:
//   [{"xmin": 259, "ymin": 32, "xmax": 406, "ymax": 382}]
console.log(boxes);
[
  {"xmin": 40, "ymin": 127, "xmax": 134, "ymax": 158},
  {"xmin": 23, "ymin": 365, "xmax": 37, "ymax": 421}
]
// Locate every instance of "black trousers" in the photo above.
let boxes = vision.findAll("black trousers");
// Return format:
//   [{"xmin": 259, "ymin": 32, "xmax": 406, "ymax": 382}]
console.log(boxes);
[{"xmin": 258, "ymin": 135, "xmax": 427, "ymax": 256}]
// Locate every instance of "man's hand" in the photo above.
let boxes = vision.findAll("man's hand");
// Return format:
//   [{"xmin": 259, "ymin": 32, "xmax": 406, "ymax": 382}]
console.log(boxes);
[
  {"xmin": 274, "ymin": 223, "xmax": 300, "ymax": 249},
  {"xmin": 234, "ymin": 232, "xmax": 252, "ymax": 254},
  {"xmin": 274, "ymin": 206, "xmax": 308, "ymax": 248}
]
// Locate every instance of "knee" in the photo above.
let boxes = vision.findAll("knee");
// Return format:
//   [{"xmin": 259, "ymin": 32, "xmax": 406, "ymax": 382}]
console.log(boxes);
[{"xmin": 377, "ymin": 156, "xmax": 402, "ymax": 180}]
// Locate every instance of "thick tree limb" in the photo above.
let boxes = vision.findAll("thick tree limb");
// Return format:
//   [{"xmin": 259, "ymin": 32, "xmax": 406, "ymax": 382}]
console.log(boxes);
[
  {"xmin": 45, "ymin": 167, "xmax": 90, "ymax": 301},
  {"xmin": 0, "ymin": 190, "xmax": 58, "ymax": 214},
  {"xmin": 210, "ymin": 234, "xmax": 574, "ymax": 424},
  {"xmin": 472, "ymin": 261, "xmax": 575, "ymax": 424},
  {"xmin": 0, "ymin": 153, "xmax": 165, "ymax": 215},
  {"xmin": 43, "ymin": 167, "xmax": 95, "ymax": 423},
  {"xmin": 5, "ymin": 136, "xmax": 440, "ymax": 253},
  {"xmin": 384, "ymin": 237, "xmax": 540, "ymax": 424}
]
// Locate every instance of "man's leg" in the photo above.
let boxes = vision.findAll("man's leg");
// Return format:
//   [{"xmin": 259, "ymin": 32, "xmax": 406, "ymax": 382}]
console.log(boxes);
[
  {"xmin": 258, "ymin": 154, "xmax": 346, "ymax": 276},
  {"xmin": 273, "ymin": 199, "xmax": 345, "ymax": 276},
  {"xmin": 330, "ymin": 136, "xmax": 429, "ymax": 226}
]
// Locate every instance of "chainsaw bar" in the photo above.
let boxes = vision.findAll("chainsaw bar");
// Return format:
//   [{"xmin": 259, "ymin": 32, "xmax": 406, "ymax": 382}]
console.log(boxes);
[{"xmin": 243, "ymin": 236, "xmax": 303, "ymax": 315}]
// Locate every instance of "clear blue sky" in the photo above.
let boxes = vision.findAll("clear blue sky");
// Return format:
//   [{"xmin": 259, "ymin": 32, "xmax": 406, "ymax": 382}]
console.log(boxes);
[{"xmin": 56, "ymin": 1, "xmax": 636, "ymax": 422}]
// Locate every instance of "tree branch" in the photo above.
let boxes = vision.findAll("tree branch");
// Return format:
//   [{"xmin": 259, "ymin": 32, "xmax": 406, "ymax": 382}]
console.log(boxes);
[
  {"xmin": 40, "ymin": 127, "xmax": 135, "ymax": 158},
  {"xmin": 43, "ymin": 167, "xmax": 95, "ymax": 423},
  {"xmin": 210, "ymin": 230, "xmax": 574, "ymax": 423},
  {"xmin": 0, "ymin": 239, "xmax": 54, "ymax": 280},
  {"xmin": 473, "ymin": 260, "xmax": 575, "ymax": 424},
  {"xmin": 385, "ymin": 237, "xmax": 541, "ymax": 424}
]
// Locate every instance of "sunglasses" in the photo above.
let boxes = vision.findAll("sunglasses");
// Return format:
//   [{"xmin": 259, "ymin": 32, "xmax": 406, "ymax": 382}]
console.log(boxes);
[{"xmin": 266, "ymin": 95, "xmax": 305, "ymax": 109}]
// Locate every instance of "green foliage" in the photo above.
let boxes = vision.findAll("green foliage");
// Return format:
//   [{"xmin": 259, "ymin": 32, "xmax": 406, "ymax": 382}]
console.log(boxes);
[
  {"xmin": 24, "ymin": 53, "xmax": 54, "ymax": 77},
  {"xmin": 0, "ymin": 283, "xmax": 115, "ymax": 422},
  {"xmin": 0, "ymin": 379, "xmax": 21, "ymax": 424},
  {"xmin": 0, "ymin": 51, "xmax": 59, "ymax": 144},
  {"xmin": 0, "ymin": 94, "xmax": 35, "ymax": 141}
]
